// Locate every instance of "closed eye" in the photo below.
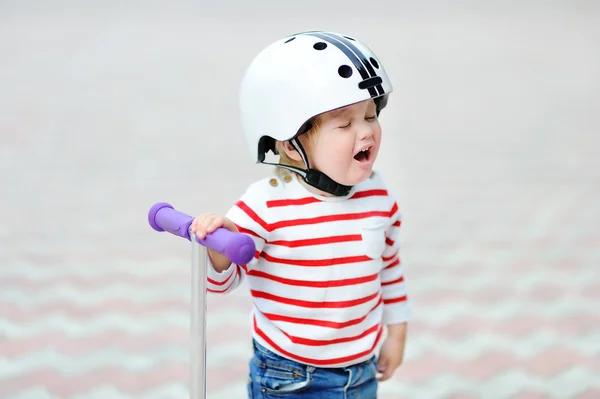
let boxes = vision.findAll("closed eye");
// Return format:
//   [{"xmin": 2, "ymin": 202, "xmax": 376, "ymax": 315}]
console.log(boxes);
[
  {"xmin": 365, "ymin": 115, "xmax": 377, "ymax": 121},
  {"xmin": 338, "ymin": 121, "xmax": 352, "ymax": 129}
]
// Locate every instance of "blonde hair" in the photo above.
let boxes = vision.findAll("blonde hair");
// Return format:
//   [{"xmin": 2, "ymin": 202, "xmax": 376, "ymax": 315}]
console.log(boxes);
[{"xmin": 274, "ymin": 115, "xmax": 322, "ymax": 178}]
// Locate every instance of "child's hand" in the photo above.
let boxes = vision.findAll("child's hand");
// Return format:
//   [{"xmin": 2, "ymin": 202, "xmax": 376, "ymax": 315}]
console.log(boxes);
[
  {"xmin": 377, "ymin": 322, "xmax": 407, "ymax": 381},
  {"xmin": 190, "ymin": 213, "xmax": 238, "ymax": 239},
  {"xmin": 190, "ymin": 213, "xmax": 238, "ymax": 272}
]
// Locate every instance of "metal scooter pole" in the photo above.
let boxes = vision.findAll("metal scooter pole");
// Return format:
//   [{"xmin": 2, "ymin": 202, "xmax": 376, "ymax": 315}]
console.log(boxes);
[
  {"xmin": 190, "ymin": 233, "xmax": 207, "ymax": 399},
  {"xmin": 148, "ymin": 202, "xmax": 256, "ymax": 399}
]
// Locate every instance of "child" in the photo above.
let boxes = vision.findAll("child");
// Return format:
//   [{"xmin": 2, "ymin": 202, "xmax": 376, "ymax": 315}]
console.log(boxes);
[{"xmin": 191, "ymin": 31, "xmax": 411, "ymax": 398}]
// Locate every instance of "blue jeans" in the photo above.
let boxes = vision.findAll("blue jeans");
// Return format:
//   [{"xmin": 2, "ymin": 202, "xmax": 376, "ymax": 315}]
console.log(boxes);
[{"xmin": 248, "ymin": 340, "xmax": 379, "ymax": 398}]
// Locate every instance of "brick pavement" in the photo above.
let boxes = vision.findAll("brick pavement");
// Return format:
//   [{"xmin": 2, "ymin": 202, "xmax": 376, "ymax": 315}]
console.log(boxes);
[{"xmin": 1, "ymin": 2, "xmax": 599, "ymax": 398}]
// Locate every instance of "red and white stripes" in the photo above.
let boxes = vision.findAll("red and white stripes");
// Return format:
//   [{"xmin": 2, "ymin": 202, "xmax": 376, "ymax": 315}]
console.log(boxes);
[{"xmin": 206, "ymin": 172, "xmax": 410, "ymax": 367}]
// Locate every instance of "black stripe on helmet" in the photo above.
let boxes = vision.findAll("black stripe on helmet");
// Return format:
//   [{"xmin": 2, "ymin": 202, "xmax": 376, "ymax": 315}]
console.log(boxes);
[
  {"xmin": 326, "ymin": 33, "xmax": 385, "ymax": 96},
  {"xmin": 304, "ymin": 32, "xmax": 378, "ymax": 98}
]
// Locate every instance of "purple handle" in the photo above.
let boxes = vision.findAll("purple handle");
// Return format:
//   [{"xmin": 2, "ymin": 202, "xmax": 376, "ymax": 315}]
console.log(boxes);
[{"xmin": 148, "ymin": 202, "xmax": 256, "ymax": 265}]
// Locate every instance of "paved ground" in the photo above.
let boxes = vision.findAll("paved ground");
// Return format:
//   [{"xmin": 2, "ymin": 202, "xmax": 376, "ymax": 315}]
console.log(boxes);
[{"xmin": 1, "ymin": 1, "xmax": 599, "ymax": 398}]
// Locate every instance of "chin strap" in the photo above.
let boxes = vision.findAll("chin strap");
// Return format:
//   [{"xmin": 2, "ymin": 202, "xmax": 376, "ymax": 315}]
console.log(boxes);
[
  {"xmin": 303, "ymin": 168, "xmax": 354, "ymax": 196},
  {"xmin": 262, "ymin": 138, "xmax": 353, "ymax": 197}
]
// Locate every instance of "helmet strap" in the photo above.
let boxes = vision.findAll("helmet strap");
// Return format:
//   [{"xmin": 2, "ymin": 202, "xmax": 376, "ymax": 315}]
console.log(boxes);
[{"xmin": 261, "ymin": 138, "xmax": 353, "ymax": 197}]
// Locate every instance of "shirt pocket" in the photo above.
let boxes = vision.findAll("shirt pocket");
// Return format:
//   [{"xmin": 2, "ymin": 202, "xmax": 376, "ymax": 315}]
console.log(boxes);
[{"xmin": 361, "ymin": 221, "xmax": 387, "ymax": 260}]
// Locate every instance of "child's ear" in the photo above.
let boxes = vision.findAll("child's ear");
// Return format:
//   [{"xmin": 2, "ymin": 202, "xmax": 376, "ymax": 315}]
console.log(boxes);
[{"xmin": 282, "ymin": 141, "xmax": 303, "ymax": 162}]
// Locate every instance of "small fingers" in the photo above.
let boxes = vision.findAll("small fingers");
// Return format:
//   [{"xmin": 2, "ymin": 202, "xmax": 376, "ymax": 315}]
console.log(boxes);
[
  {"xmin": 377, "ymin": 368, "xmax": 393, "ymax": 382},
  {"xmin": 205, "ymin": 216, "xmax": 225, "ymax": 234},
  {"xmin": 191, "ymin": 213, "xmax": 217, "ymax": 239},
  {"xmin": 377, "ymin": 361, "xmax": 393, "ymax": 381},
  {"xmin": 376, "ymin": 357, "xmax": 391, "ymax": 382}
]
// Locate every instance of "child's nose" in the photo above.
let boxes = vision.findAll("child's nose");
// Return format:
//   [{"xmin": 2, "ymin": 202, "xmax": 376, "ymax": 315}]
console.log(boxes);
[{"xmin": 357, "ymin": 121, "xmax": 374, "ymax": 140}]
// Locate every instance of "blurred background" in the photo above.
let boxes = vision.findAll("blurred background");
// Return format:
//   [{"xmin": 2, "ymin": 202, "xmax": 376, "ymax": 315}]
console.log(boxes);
[{"xmin": 1, "ymin": 0, "xmax": 599, "ymax": 398}]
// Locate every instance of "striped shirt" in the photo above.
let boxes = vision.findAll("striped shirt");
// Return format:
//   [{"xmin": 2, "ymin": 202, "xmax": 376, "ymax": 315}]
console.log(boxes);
[{"xmin": 206, "ymin": 171, "xmax": 411, "ymax": 368}]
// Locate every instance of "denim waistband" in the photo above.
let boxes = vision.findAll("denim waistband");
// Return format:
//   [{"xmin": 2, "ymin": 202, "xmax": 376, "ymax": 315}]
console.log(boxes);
[{"xmin": 252, "ymin": 339, "xmax": 375, "ymax": 371}]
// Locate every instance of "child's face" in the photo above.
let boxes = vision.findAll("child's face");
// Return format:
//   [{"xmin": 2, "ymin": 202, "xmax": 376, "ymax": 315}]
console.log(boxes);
[{"xmin": 301, "ymin": 99, "xmax": 382, "ymax": 187}]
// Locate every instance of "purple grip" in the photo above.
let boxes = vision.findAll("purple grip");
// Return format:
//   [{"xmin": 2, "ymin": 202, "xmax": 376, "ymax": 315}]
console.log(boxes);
[
  {"xmin": 148, "ymin": 202, "xmax": 192, "ymax": 240},
  {"xmin": 148, "ymin": 202, "xmax": 256, "ymax": 265}
]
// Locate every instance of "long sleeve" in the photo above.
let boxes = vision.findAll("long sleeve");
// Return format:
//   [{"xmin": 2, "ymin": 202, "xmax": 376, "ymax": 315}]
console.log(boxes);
[
  {"xmin": 206, "ymin": 186, "xmax": 269, "ymax": 294},
  {"xmin": 380, "ymin": 200, "xmax": 411, "ymax": 324}
]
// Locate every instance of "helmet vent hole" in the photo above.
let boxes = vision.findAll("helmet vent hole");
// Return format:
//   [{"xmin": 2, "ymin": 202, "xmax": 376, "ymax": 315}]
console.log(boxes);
[
  {"xmin": 313, "ymin": 42, "xmax": 327, "ymax": 50},
  {"xmin": 370, "ymin": 57, "xmax": 379, "ymax": 69},
  {"xmin": 338, "ymin": 65, "xmax": 353, "ymax": 78},
  {"xmin": 284, "ymin": 37, "xmax": 296, "ymax": 43},
  {"xmin": 343, "ymin": 36, "xmax": 356, "ymax": 41}
]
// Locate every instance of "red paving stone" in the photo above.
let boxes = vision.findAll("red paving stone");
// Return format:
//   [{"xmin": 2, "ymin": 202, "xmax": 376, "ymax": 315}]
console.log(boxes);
[{"xmin": 577, "ymin": 389, "xmax": 600, "ymax": 399}]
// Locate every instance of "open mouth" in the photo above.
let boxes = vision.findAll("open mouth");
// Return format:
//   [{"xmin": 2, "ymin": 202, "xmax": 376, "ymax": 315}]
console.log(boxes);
[{"xmin": 354, "ymin": 146, "xmax": 372, "ymax": 163}]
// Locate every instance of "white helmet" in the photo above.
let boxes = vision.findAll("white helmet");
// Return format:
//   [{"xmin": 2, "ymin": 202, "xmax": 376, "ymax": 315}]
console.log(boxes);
[{"xmin": 239, "ymin": 31, "xmax": 393, "ymax": 195}]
